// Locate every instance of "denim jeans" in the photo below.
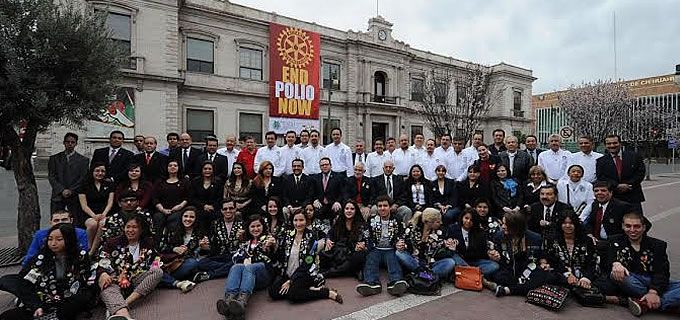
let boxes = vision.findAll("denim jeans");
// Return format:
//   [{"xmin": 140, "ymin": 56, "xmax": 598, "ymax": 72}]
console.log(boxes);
[
  {"xmin": 451, "ymin": 254, "xmax": 500, "ymax": 278},
  {"xmin": 395, "ymin": 251, "xmax": 457, "ymax": 280},
  {"xmin": 198, "ymin": 254, "xmax": 234, "ymax": 279},
  {"xmin": 363, "ymin": 249, "xmax": 403, "ymax": 285},
  {"xmin": 224, "ymin": 262, "xmax": 272, "ymax": 295},
  {"xmin": 443, "ymin": 207, "xmax": 462, "ymax": 226},
  {"xmin": 161, "ymin": 258, "xmax": 199, "ymax": 287},
  {"xmin": 616, "ymin": 273, "xmax": 680, "ymax": 311}
]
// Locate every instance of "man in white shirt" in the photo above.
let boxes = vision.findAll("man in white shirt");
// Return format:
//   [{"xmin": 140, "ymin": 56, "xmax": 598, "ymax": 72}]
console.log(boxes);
[
  {"xmin": 296, "ymin": 129, "xmax": 310, "ymax": 149},
  {"xmin": 449, "ymin": 136, "xmax": 473, "ymax": 181},
  {"xmin": 385, "ymin": 137, "xmax": 397, "ymax": 155},
  {"xmin": 409, "ymin": 133, "xmax": 427, "ymax": 161},
  {"xmin": 434, "ymin": 134, "xmax": 454, "ymax": 175},
  {"xmin": 538, "ymin": 134, "xmax": 572, "ymax": 183},
  {"xmin": 566, "ymin": 135, "xmax": 602, "ymax": 183},
  {"xmin": 462, "ymin": 132, "xmax": 483, "ymax": 162},
  {"xmin": 254, "ymin": 131, "xmax": 284, "ymax": 176},
  {"xmin": 301, "ymin": 129, "xmax": 325, "ymax": 175},
  {"xmin": 419, "ymin": 139, "xmax": 441, "ymax": 180},
  {"xmin": 392, "ymin": 134, "xmax": 417, "ymax": 176},
  {"xmin": 365, "ymin": 138, "xmax": 392, "ymax": 178},
  {"xmin": 279, "ymin": 130, "xmax": 303, "ymax": 176},
  {"xmin": 217, "ymin": 134, "xmax": 240, "ymax": 177},
  {"xmin": 323, "ymin": 127, "xmax": 353, "ymax": 177}
]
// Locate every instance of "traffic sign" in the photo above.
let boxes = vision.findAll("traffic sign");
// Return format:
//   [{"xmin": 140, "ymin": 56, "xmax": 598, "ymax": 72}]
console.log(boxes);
[
  {"xmin": 559, "ymin": 126, "xmax": 574, "ymax": 140},
  {"xmin": 669, "ymin": 137, "xmax": 677, "ymax": 149}
]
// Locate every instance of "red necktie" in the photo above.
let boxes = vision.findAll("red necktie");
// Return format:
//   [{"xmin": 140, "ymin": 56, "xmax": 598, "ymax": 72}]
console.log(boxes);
[
  {"xmin": 145, "ymin": 153, "xmax": 151, "ymax": 165},
  {"xmin": 594, "ymin": 205, "xmax": 604, "ymax": 238},
  {"xmin": 614, "ymin": 155, "xmax": 623, "ymax": 178},
  {"xmin": 356, "ymin": 178, "xmax": 362, "ymax": 204},
  {"xmin": 323, "ymin": 174, "xmax": 329, "ymax": 204}
]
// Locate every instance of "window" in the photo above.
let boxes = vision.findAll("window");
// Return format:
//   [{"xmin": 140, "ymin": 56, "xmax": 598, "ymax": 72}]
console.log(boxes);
[
  {"xmin": 411, "ymin": 78, "xmax": 424, "ymax": 102},
  {"xmin": 186, "ymin": 109, "xmax": 214, "ymax": 142},
  {"xmin": 374, "ymin": 71, "xmax": 386, "ymax": 97},
  {"xmin": 411, "ymin": 125, "xmax": 423, "ymax": 143},
  {"xmin": 103, "ymin": 12, "xmax": 133, "ymax": 69},
  {"xmin": 456, "ymin": 85, "xmax": 466, "ymax": 106},
  {"xmin": 239, "ymin": 113, "xmax": 263, "ymax": 144},
  {"xmin": 322, "ymin": 119, "xmax": 341, "ymax": 145},
  {"xmin": 239, "ymin": 48, "xmax": 262, "ymax": 80},
  {"xmin": 513, "ymin": 90, "xmax": 522, "ymax": 110},
  {"xmin": 187, "ymin": 38, "xmax": 214, "ymax": 73},
  {"xmin": 434, "ymin": 82, "xmax": 448, "ymax": 104},
  {"xmin": 322, "ymin": 63, "xmax": 341, "ymax": 90}
]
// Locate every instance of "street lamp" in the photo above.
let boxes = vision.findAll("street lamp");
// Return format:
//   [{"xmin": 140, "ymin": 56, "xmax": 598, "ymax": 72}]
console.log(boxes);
[{"xmin": 326, "ymin": 77, "xmax": 339, "ymax": 144}]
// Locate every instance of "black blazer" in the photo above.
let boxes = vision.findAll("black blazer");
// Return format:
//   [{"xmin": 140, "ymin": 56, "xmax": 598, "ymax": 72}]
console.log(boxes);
[
  {"xmin": 447, "ymin": 224, "xmax": 488, "ymax": 261},
  {"xmin": 490, "ymin": 178, "xmax": 524, "ymax": 209},
  {"xmin": 200, "ymin": 152, "xmax": 229, "ymax": 181},
  {"xmin": 606, "ymin": 234, "xmax": 670, "ymax": 293},
  {"xmin": 457, "ymin": 179, "xmax": 490, "ymax": 210},
  {"xmin": 525, "ymin": 148, "xmax": 544, "ymax": 164},
  {"xmin": 90, "ymin": 147, "xmax": 134, "ymax": 183},
  {"xmin": 251, "ymin": 176, "xmax": 283, "ymax": 210},
  {"xmin": 371, "ymin": 174, "xmax": 407, "ymax": 205},
  {"xmin": 343, "ymin": 176, "xmax": 373, "ymax": 206},
  {"xmin": 48, "ymin": 151, "xmax": 89, "ymax": 200},
  {"xmin": 312, "ymin": 171, "xmax": 344, "ymax": 205},
  {"xmin": 401, "ymin": 180, "xmax": 433, "ymax": 211},
  {"xmin": 489, "ymin": 144, "xmax": 507, "ymax": 156},
  {"xmin": 132, "ymin": 152, "xmax": 168, "ymax": 184},
  {"xmin": 430, "ymin": 178, "xmax": 458, "ymax": 208},
  {"xmin": 189, "ymin": 176, "xmax": 224, "ymax": 218},
  {"xmin": 527, "ymin": 201, "xmax": 573, "ymax": 238},
  {"xmin": 596, "ymin": 151, "xmax": 646, "ymax": 203},
  {"xmin": 351, "ymin": 152, "xmax": 368, "ymax": 165},
  {"xmin": 169, "ymin": 147, "xmax": 204, "ymax": 179},
  {"xmin": 584, "ymin": 198, "xmax": 632, "ymax": 239},
  {"xmin": 498, "ymin": 150, "xmax": 533, "ymax": 184},
  {"xmin": 282, "ymin": 174, "xmax": 316, "ymax": 208}
]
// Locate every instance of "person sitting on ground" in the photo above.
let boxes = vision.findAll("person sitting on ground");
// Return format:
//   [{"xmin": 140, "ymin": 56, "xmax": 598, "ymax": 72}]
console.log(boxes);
[
  {"xmin": 216, "ymin": 215, "xmax": 277, "ymax": 319},
  {"xmin": 269, "ymin": 209, "xmax": 343, "ymax": 304},
  {"xmin": 474, "ymin": 198, "xmax": 502, "ymax": 242},
  {"xmin": 304, "ymin": 202, "xmax": 329, "ymax": 238},
  {"xmin": 99, "ymin": 191, "xmax": 155, "ymax": 253},
  {"xmin": 23, "ymin": 210, "xmax": 88, "ymax": 268},
  {"xmin": 320, "ymin": 201, "xmax": 367, "ymax": 278},
  {"xmin": 158, "ymin": 207, "xmax": 207, "ymax": 293},
  {"xmin": 0, "ymin": 224, "xmax": 94, "ymax": 320},
  {"xmin": 545, "ymin": 210, "xmax": 598, "ymax": 290},
  {"xmin": 448, "ymin": 208, "xmax": 500, "ymax": 280},
  {"xmin": 355, "ymin": 195, "xmax": 409, "ymax": 297},
  {"xmin": 264, "ymin": 196, "xmax": 287, "ymax": 238},
  {"xmin": 96, "ymin": 216, "xmax": 163, "ymax": 320},
  {"xmin": 197, "ymin": 199, "xmax": 245, "ymax": 281},
  {"xmin": 397, "ymin": 208, "xmax": 458, "ymax": 281},
  {"xmin": 595, "ymin": 212, "xmax": 680, "ymax": 316}
]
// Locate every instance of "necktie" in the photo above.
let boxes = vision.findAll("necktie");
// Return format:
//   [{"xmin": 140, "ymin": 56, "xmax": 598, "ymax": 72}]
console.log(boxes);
[
  {"xmin": 356, "ymin": 178, "xmax": 362, "ymax": 204},
  {"xmin": 183, "ymin": 149, "xmax": 188, "ymax": 168},
  {"xmin": 594, "ymin": 205, "xmax": 605, "ymax": 238},
  {"xmin": 295, "ymin": 175, "xmax": 300, "ymax": 186},
  {"xmin": 145, "ymin": 153, "xmax": 151, "ymax": 165},
  {"xmin": 109, "ymin": 148, "xmax": 116, "ymax": 164},
  {"xmin": 386, "ymin": 176, "xmax": 393, "ymax": 199},
  {"xmin": 545, "ymin": 207, "xmax": 552, "ymax": 221},
  {"xmin": 614, "ymin": 155, "xmax": 623, "ymax": 178},
  {"xmin": 323, "ymin": 174, "xmax": 329, "ymax": 204},
  {"xmin": 209, "ymin": 154, "xmax": 214, "ymax": 162}
]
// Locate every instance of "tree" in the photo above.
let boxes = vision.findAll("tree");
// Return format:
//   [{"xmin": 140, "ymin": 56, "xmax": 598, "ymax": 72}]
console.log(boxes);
[
  {"xmin": 416, "ymin": 63, "xmax": 502, "ymax": 143},
  {"xmin": 623, "ymin": 103, "xmax": 676, "ymax": 179},
  {"xmin": 0, "ymin": 0, "xmax": 124, "ymax": 253},
  {"xmin": 557, "ymin": 79, "xmax": 633, "ymax": 146}
]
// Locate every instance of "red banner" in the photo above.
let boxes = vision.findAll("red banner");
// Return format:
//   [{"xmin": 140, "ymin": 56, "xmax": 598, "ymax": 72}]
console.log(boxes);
[{"xmin": 269, "ymin": 23, "xmax": 320, "ymax": 121}]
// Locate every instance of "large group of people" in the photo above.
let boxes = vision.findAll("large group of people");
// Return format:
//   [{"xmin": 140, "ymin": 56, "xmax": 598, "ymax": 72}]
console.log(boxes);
[{"xmin": 0, "ymin": 127, "xmax": 678, "ymax": 320}]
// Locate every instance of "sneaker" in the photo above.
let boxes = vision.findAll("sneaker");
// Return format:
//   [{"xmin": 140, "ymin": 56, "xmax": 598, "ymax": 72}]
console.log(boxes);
[
  {"xmin": 192, "ymin": 271, "xmax": 210, "ymax": 283},
  {"xmin": 387, "ymin": 280, "xmax": 408, "ymax": 296},
  {"xmin": 495, "ymin": 286, "xmax": 508, "ymax": 297},
  {"xmin": 627, "ymin": 297, "xmax": 648, "ymax": 317},
  {"xmin": 356, "ymin": 283, "xmax": 382, "ymax": 296},
  {"xmin": 482, "ymin": 278, "xmax": 498, "ymax": 291},
  {"xmin": 177, "ymin": 280, "xmax": 196, "ymax": 293}
]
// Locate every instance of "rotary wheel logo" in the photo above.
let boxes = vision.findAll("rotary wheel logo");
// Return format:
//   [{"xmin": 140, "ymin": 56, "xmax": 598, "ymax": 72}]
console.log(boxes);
[{"xmin": 276, "ymin": 27, "xmax": 314, "ymax": 69}]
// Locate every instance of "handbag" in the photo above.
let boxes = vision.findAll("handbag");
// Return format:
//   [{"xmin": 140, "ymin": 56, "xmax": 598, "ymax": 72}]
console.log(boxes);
[
  {"xmin": 161, "ymin": 252, "xmax": 185, "ymax": 273},
  {"xmin": 572, "ymin": 286, "xmax": 605, "ymax": 307},
  {"xmin": 526, "ymin": 284, "xmax": 569, "ymax": 311},
  {"xmin": 406, "ymin": 267, "xmax": 441, "ymax": 296},
  {"xmin": 453, "ymin": 266, "xmax": 482, "ymax": 291}
]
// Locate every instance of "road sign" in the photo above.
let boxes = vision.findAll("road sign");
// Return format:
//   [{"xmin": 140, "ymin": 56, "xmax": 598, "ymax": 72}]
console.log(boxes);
[
  {"xmin": 559, "ymin": 126, "xmax": 574, "ymax": 140},
  {"xmin": 669, "ymin": 137, "xmax": 677, "ymax": 149}
]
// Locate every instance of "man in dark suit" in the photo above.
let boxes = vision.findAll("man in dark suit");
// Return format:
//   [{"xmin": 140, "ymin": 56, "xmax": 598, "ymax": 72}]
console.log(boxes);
[
  {"xmin": 48, "ymin": 132, "xmax": 89, "ymax": 225},
  {"xmin": 344, "ymin": 162, "xmax": 373, "ymax": 219},
  {"xmin": 524, "ymin": 134, "xmax": 544, "ymax": 164},
  {"xmin": 498, "ymin": 135, "xmax": 533, "ymax": 184},
  {"xmin": 585, "ymin": 181, "xmax": 632, "ymax": 243},
  {"xmin": 352, "ymin": 139, "xmax": 368, "ymax": 165},
  {"xmin": 370, "ymin": 160, "xmax": 412, "ymax": 223},
  {"xmin": 283, "ymin": 159, "xmax": 316, "ymax": 215},
  {"xmin": 90, "ymin": 130, "xmax": 134, "ymax": 183},
  {"xmin": 170, "ymin": 132, "xmax": 203, "ymax": 179},
  {"xmin": 596, "ymin": 134, "xmax": 646, "ymax": 214},
  {"xmin": 132, "ymin": 136, "xmax": 168, "ymax": 183},
  {"xmin": 201, "ymin": 135, "xmax": 228, "ymax": 181},
  {"xmin": 527, "ymin": 184, "xmax": 572, "ymax": 241},
  {"xmin": 312, "ymin": 157, "xmax": 344, "ymax": 220}
]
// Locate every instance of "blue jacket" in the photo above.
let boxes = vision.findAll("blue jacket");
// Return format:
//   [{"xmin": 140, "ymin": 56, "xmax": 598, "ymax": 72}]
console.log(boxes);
[{"xmin": 23, "ymin": 227, "xmax": 89, "ymax": 267}]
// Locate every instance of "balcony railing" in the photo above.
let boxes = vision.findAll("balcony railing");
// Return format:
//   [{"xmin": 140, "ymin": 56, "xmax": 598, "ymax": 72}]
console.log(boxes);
[{"xmin": 373, "ymin": 95, "xmax": 397, "ymax": 104}]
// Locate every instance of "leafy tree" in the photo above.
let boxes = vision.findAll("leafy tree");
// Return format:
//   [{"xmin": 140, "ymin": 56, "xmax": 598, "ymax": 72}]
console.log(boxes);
[
  {"xmin": 416, "ymin": 63, "xmax": 502, "ymax": 143},
  {"xmin": 0, "ymin": 0, "xmax": 124, "ymax": 253}
]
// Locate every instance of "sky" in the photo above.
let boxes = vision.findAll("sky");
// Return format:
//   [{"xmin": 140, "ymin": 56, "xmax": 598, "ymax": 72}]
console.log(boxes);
[{"xmin": 235, "ymin": 0, "xmax": 680, "ymax": 94}]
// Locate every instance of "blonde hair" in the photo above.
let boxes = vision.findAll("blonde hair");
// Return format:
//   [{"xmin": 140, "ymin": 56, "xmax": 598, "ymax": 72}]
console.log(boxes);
[{"xmin": 409, "ymin": 207, "xmax": 441, "ymax": 227}]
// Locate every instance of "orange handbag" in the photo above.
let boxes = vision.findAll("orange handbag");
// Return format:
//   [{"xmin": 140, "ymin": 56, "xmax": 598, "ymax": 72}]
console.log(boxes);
[{"xmin": 453, "ymin": 265, "xmax": 483, "ymax": 291}]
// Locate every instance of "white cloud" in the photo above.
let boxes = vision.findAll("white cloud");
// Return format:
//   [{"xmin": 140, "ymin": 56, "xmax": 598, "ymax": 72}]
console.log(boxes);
[{"xmin": 235, "ymin": 0, "xmax": 680, "ymax": 93}]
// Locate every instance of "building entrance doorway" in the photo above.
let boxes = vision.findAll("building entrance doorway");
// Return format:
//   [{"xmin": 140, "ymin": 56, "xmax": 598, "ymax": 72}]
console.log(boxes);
[{"xmin": 372, "ymin": 122, "xmax": 389, "ymax": 144}]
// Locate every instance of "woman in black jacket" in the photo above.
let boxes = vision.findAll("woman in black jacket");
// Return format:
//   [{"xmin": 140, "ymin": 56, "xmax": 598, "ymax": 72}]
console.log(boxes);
[
  {"xmin": 189, "ymin": 161, "xmax": 224, "ymax": 228},
  {"xmin": 457, "ymin": 165, "xmax": 490, "ymax": 211},
  {"xmin": 431, "ymin": 165, "xmax": 460, "ymax": 226},
  {"xmin": 402, "ymin": 164, "xmax": 432, "ymax": 213},
  {"xmin": 320, "ymin": 201, "xmax": 367, "ymax": 278},
  {"xmin": 490, "ymin": 164, "xmax": 524, "ymax": 214},
  {"xmin": 447, "ymin": 208, "xmax": 499, "ymax": 278}
]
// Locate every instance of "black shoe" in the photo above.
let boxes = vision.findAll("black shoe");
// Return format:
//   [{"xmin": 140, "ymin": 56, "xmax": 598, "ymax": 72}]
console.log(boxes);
[
  {"xmin": 217, "ymin": 293, "xmax": 236, "ymax": 316},
  {"xmin": 356, "ymin": 283, "xmax": 382, "ymax": 296},
  {"xmin": 387, "ymin": 280, "xmax": 408, "ymax": 296},
  {"xmin": 193, "ymin": 271, "xmax": 210, "ymax": 283},
  {"xmin": 495, "ymin": 286, "xmax": 508, "ymax": 297}
]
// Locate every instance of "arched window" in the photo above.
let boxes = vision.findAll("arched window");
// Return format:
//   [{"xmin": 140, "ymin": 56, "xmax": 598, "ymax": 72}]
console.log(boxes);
[{"xmin": 374, "ymin": 71, "xmax": 386, "ymax": 98}]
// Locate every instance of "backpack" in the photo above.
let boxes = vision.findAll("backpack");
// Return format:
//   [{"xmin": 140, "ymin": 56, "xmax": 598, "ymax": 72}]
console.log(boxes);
[{"xmin": 405, "ymin": 267, "xmax": 441, "ymax": 296}]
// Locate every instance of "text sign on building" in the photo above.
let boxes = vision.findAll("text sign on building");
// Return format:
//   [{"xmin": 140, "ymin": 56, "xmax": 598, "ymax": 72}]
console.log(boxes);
[{"xmin": 269, "ymin": 23, "xmax": 321, "ymax": 134}]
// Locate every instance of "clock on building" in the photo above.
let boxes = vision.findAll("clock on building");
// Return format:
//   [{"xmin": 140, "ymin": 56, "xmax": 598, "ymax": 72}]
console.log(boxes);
[{"xmin": 378, "ymin": 29, "xmax": 387, "ymax": 41}]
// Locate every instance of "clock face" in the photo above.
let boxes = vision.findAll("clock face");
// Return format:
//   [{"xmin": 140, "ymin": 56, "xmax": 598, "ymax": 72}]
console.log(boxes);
[{"xmin": 378, "ymin": 30, "xmax": 387, "ymax": 41}]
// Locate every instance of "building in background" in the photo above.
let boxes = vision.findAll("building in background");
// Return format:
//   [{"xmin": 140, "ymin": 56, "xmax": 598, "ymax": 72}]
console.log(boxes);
[{"xmin": 34, "ymin": 0, "xmax": 534, "ymax": 171}]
